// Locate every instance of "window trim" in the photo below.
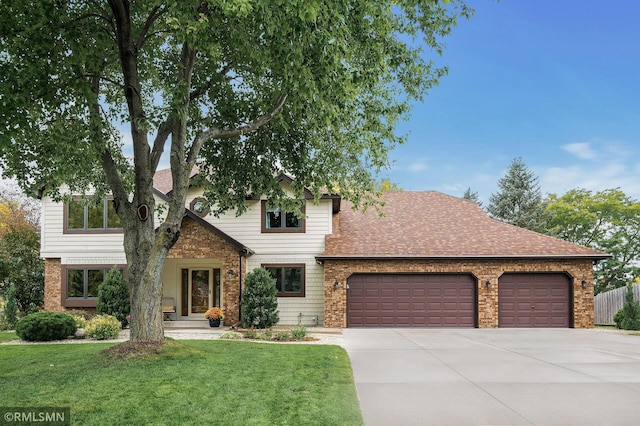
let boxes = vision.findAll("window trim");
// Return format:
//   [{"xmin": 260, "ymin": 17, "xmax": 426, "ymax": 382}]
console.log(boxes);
[
  {"xmin": 189, "ymin": 197, "xmax": 210, "ymax": 218},
  {"xmin": 262, "ymin": 263, "xmax": 306, "ymax": 297},
  {"xmin": 61, "ymin": 264, "xmax": 128, "ymax": 308},
  {"xmin": 260, "ymin": 201, "xmax": 306, "ymax": 233},
  {"xmin": 63, "ymin": 197, "xmax": 123, "ymax": 234}
]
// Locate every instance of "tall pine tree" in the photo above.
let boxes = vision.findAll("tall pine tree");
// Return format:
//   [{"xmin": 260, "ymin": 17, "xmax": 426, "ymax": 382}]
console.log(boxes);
[{"xmin": 487, "ymin": 157, "xmax": 546, "ymax": 232}]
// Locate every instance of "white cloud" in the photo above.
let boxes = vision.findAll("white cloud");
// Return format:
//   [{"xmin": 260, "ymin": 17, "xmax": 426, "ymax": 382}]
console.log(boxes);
[
  {"xmin": 407, "ymin": 161, "xmax": 428, "ymax": 173},
  {"xmin": 562, "ymin": 142, "xmax": 596, "ymax": 160}
]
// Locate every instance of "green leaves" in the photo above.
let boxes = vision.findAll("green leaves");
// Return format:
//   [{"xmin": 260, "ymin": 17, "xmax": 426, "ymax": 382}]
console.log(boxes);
[{"xmin": 545, "ymin": 188, "xmax": 640, "ymax": 294}]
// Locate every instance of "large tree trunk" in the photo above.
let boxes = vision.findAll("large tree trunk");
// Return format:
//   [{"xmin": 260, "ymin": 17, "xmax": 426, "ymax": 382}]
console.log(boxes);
[{"xmin": 118, "ymin": 183, "xmax": 184, "ymax": 343}]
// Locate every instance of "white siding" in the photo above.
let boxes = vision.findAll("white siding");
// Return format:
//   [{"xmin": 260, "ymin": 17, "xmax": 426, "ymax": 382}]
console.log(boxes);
[
  {"xmin": 41, "ymin": 185, "xmax": 333, "ymax": 326},
  {"xmin": 40, "ymin": 196, "xmax": 126, "ymax": 261},
  {"xmin": 246, "ymin": 255, "xmax": 325, "ymax": 326}
]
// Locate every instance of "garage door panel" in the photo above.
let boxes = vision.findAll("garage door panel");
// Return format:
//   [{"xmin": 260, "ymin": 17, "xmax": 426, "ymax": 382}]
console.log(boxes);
[
  {"xmin": 347, "ymin": 274, "xmax": 476, "ymax": 327},
  {"xmin": 499, "ymin": 273, "xmax": 570, "ymax": 328}
]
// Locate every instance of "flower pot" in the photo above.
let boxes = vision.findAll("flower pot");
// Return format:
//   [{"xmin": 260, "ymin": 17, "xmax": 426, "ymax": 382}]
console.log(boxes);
[{"xmin": 208, "ymin": 318, "xmax": 221, "ymax": 327}]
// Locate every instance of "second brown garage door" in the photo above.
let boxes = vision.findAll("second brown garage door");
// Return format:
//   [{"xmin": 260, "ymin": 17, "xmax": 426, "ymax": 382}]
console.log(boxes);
[
  {"xmin": 347, "ymin": 274, "xmax": 476, "ymax": 327},
  {"xmin": 498, "ymin": 273, "xmax": 571, "ymax": 327}
]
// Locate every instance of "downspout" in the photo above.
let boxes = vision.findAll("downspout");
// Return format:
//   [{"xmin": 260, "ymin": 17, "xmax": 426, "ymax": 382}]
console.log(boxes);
[{"xmin": 238, "ymin": 253, "xmax": 243, "ymax": 324}]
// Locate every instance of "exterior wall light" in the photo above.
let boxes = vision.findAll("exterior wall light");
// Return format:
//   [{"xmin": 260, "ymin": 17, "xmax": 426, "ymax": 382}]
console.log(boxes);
[
  {"xmin": 581, "ymin": 280, "xmax": 587, "ymax": 289},
  {"xmin": 227, "ymin": 269, "xmax": 234, "ymax": 280},
  {"xmin": 334, "ymin": 279, "xmax": 340, "ymax": 290},
  {"xmin": 485, "ymin": 280, "xmax": 491, "ymax": 288}
]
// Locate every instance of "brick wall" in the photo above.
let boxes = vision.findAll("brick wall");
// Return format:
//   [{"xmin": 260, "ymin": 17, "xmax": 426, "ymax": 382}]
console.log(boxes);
[
  {"xmin": 324, "ymin": 258, "xmax": 595, "ymax": 329},
  {"xmin": 167, "ymin": 217, "xmax": 245, "ymax": 324},
  {"xmin": 44, "ymin": 258, "xmax": 63, "ymax": 311}
]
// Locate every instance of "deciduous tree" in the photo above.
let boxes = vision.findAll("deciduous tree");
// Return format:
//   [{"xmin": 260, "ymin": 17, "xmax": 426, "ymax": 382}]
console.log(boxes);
[
  {"xmin": 0, "ymin": 0, "xmax": 472, "ymax": 342},
  {"xmin": 544, "ymin": 188, "xmax": 640, "ymax": 294}
]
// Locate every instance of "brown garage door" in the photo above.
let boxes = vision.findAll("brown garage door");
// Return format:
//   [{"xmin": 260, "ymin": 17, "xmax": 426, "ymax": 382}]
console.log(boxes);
[
  {"xmin": 347, "ymin": 274, "xmax": 476, "ymax": 327},
  {"xmin": 498, "ymin": 273, "xmax": 571, "ymax": 327}
]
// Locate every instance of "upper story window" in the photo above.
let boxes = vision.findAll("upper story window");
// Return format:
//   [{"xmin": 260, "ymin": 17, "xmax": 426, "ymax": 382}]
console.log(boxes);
[
  {"xmin": 261, "ymin": 201, "xmax": 305, "ymax": 233},
  {"xmin": 190, "ymin": 197, "xmax": 210, "ymax": 218},
  {"xmin": 64, "ymin": 198, "xmax": 122, "ymax": 233}
]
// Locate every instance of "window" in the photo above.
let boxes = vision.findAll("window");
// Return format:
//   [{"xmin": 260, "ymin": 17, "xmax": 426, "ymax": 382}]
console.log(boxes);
[
  {"xmin": 64, "ymin": 198, "xmax": 122, "ymax": 233},
  {"xmin": 261, "ymin": 201, "xmax": 305, "ymax": 233},
  {"xmin": 189, "ymin": 197, "xmax": 210, "ymax": 217},
  {"xmin": 63, "ymin": 265, "xmax": 126, "ymax": 307},
  {"xmin": 263, "ymin": 264, "xmax": 305, "ymax": 297}
]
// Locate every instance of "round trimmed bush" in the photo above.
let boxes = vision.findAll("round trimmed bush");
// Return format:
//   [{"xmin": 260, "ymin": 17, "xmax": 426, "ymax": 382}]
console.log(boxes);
[
  {"xmin": 16, "ymin": 311, "xmax": 77, "ymax": 342},
  {"xmin": 84, "ymin": 314, "xmax": 122, "ymax": 340}
]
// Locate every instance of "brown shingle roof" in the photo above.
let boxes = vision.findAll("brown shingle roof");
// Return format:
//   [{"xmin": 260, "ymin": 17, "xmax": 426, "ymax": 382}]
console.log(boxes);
[
  {"xmin": 318, "ymin": 191, "xmax": 608, "ymax": 260},
  {"xmin": 152, "ymin": 167, "xmax": 200, "ymax": 195}
]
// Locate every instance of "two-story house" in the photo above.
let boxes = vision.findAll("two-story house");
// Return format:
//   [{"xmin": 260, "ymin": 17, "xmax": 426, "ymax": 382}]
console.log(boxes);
[{"xmin": 41, "ymin": 169, "xmax": 608, "ymax": 328}]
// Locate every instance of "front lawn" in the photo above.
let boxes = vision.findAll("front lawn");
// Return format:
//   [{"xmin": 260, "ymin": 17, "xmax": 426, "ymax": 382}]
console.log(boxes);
[
  {"xmin": 0, "ymin": 340, "xmax": 363, "ymax": 425},
  {"xmin": 0, "ymin": 331, "xmax": 17, "ymax": 342}
]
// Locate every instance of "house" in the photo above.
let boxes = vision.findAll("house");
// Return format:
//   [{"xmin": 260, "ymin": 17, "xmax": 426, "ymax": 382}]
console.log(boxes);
[{"xmin": 41, "ymin": 170, "xmax": 608, "ymax": 328}]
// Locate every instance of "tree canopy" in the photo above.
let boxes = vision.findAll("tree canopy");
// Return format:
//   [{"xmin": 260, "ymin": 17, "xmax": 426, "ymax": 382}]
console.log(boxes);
[
  {"xmin": 486, "ymin": 157, "xmax": 546, "ymax": 232},
  {"xmin": 462, "ymin": 187, "xmax": 482, "ymax": 207},
  {"xmin": 544, "ymin": 188, "xmax": 640, "ymax": 294},
  {"xmin": 0, "ymin": 0, "xmax": 472, "ymax": 341}
]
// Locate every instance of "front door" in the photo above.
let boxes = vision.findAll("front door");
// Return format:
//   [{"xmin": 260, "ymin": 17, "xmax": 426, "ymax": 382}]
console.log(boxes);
[{"xmin": 191, "ymin": 269, "xmax": 211, "ymax": 314}]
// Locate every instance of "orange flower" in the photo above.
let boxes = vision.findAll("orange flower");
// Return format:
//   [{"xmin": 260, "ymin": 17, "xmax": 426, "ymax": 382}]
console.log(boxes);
[{"xmin": 204, "ymin": 307, "xmax": 224, "ymax": 320}]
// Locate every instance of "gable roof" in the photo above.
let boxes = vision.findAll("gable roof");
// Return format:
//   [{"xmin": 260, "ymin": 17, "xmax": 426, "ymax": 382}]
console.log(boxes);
[
  {"xmin": 152, "ymin": 181, "xmax": 253, "ymax": 256},
  {"xmin": 154, "ymin": 168, "xmax": 341, "ymax": 213},
  {"xmin": 317, "ymin": 191, "xmax": 609, "ymax": 261}
]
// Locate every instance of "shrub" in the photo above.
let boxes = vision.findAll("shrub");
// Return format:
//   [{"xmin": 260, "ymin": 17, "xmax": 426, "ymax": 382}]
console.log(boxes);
[
  {"xmin": 3, "ymin": 285, "xmax": 19, "ymax": 329},
  {"xmin": 291, "ymin": 325, "xmax": 308, "ymax": 340},
  {"xmin": 614, "ymin": 284, "xmax": 640, "ymax": 330},
  {"xmin": 84, "ymin": 314, "xmax": 122, "ymax": 340},
  {"xmin": 272, "ymin": 331, "xmax": 291, "ymax": 341},
  {"xmin": 220, "ymin": 331, "xmax": 243, "ymax": 340},
  {"xmin": 97, "ymin": 267, "xmax": 130, "ymax": 328},
  {"xmin": 15, "ymin": 311, "xmax": 77, "ymax": 341},
  {"xmin": 71, "ymin": 315, "xmax": 87, "ymax": 329},
  {"xmin": 65, "ymin": 309, "xmax": 95, "ymax": 320},
  {"xmin": 241, "ymin": 268, "xmax": 279, "ymax": 329}
]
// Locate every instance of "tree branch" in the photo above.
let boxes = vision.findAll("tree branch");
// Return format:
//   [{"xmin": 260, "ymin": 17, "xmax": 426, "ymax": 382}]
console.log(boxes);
[
  {"xmin": 189, "ymin": 63, "xmax": 234, "ymax": 102},
  {"xmin": 188, "ymin": 92, "xmax": 288, "ymax": 164},
  {"xmin": 135, "ymin": 5, "xmax": 166, "ymax": 51},
  {"xmin": 150, "ymin": 118, "xmax": 174, "ymax": 173}
]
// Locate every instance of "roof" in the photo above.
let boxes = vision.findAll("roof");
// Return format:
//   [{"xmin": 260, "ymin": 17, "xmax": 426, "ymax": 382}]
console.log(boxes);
[
  {"xmin": 154, "ymin": 168, "xmax": 341, "ymax": 212},
  {"xmin": 318, "ymin": 191, "xmax": 609, "ymax": 261},
  {"xmin": 153, "ymin": 167, "xmax": 200, "ymax": 195},
  {"xmin": 152, "ymin": 176, "xmax": 253, "ymax": 256}
]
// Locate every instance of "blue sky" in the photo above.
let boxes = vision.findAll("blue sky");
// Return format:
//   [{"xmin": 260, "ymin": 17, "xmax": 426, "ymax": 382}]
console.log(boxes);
[{"xmin": 387, "ymin": 0, "xmax": 640, "ymax": 204}]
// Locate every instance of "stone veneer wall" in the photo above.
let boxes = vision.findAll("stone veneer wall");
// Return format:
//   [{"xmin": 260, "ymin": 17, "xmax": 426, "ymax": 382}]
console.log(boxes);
[
  {"xmin": 43, "ymin": 217, "xmax": 246, "ymax": 325},
  {"xmin": 44, "ymin": 258, "xmax": 63, "ymax": 311},
  {"xmin": 167, "ymin": 217, "xmax": 246, "ymax": 325},
  {"xmin": 323, "ymin": 258, "xmax": 595, "ymax": 329}
]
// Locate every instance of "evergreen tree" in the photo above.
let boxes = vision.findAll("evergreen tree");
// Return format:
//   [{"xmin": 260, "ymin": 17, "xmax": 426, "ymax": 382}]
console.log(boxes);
[
  {"xmin": 487, "ymin": 157, "xmax": 546, "ymax": 232},
  {"xmin": 241, "ymin": 268, "xmax": 279, "ymax": 329},
  {"xmin": 97, "ymin": 267, "xmax": 130, "ymax": 328},
  {"xmin": 462, "ymin": 187, "xmax": 482, "ymax": 207}
]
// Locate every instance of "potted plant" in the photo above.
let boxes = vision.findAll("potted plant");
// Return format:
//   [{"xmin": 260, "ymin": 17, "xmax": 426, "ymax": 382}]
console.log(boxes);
[{"xmin": 204, "ymin": 307, "xmax": 224, "ymax": 327}]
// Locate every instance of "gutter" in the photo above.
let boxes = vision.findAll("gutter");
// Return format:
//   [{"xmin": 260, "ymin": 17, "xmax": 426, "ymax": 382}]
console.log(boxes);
[{"xmin": 315, "ymin": 253, "xmax": 612, "ymax": 263}]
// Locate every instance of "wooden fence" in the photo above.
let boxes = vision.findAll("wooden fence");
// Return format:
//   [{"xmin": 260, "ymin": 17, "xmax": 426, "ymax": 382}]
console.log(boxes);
[{"xmin": 594, "ymin": 284, "xmax": 640, "ymax": 325}]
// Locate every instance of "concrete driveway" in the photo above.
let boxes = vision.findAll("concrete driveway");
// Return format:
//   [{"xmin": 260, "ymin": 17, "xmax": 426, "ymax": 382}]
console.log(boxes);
[{"xmin": 343, "ymin": 328, "xmax": 640, "ymax": 426}]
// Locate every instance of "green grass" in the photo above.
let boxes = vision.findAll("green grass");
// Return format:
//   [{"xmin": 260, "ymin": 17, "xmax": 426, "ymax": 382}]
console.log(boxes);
[
  {"xmin": 0, "ymin": 340, "xmax": 363, "ymax": 425},
  {"xmin": 0, "ymin": 331, "xmax": 17, "ymax": 342}
]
